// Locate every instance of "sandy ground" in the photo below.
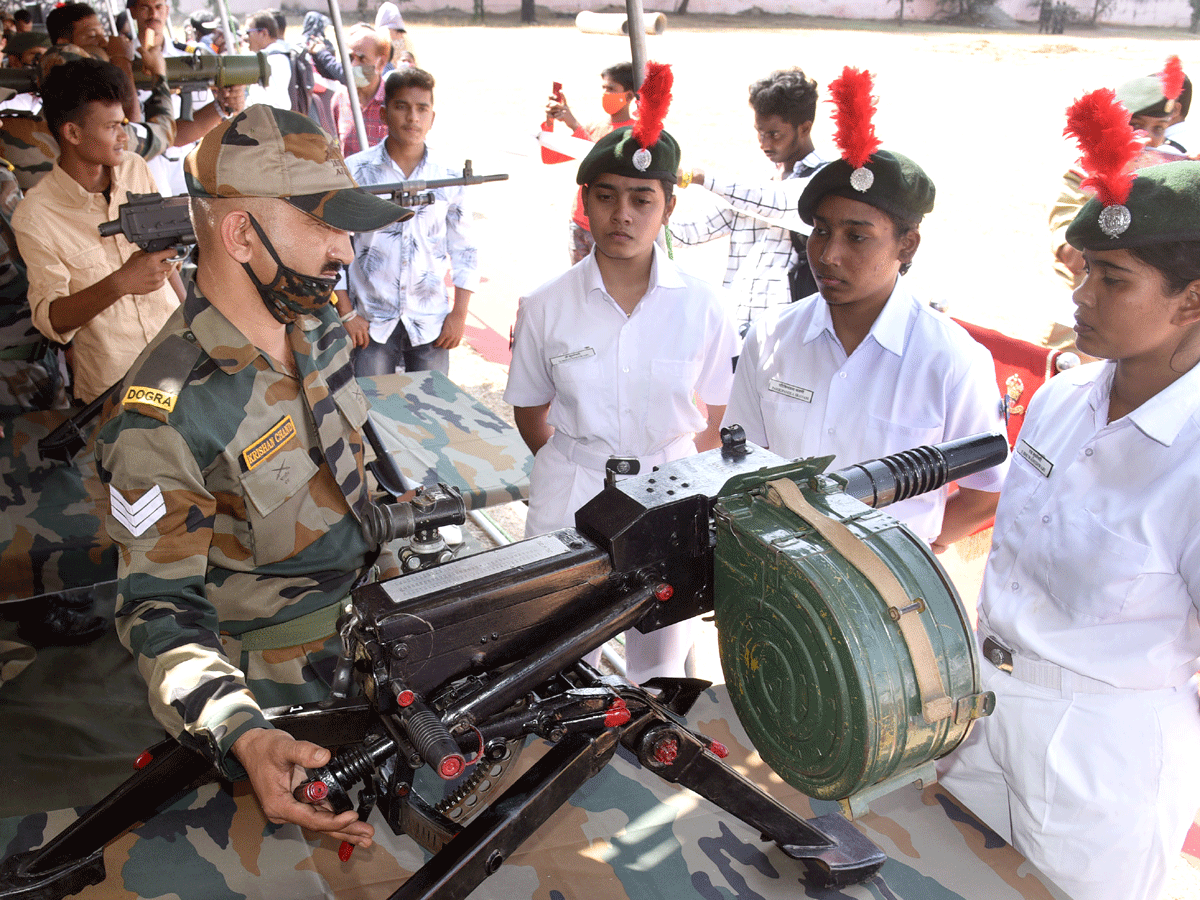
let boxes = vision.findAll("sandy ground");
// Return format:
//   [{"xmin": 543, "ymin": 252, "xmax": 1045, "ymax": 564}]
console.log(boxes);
[{"xmin": 335, "ymin": 13, "xmax": 1200, "ymax": 894}]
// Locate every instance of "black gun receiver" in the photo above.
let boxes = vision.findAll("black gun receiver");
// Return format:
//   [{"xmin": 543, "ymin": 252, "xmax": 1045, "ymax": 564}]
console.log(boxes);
[
  {"xmin": 97, "ymin": 192, "xmax": 193, "ymax": 254},
  {"xmin": 0, "ymin": 432, "xmax": 1008, "ymax": 900}
]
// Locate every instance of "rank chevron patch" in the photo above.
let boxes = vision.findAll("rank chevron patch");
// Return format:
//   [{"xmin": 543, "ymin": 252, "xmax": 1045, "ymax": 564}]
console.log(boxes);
[{"xmin": 109, "ymin": 484, "xmax": 166, "ymax": 537}]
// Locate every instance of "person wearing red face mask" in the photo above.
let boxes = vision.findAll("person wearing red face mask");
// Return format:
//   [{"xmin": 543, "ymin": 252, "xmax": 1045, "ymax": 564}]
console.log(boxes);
[{"xmin": 543, "ymin": 62, "xmax": 637, "ymax": 265}]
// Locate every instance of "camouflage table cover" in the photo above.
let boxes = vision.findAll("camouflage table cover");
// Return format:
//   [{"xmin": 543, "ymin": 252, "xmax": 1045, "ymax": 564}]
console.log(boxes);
[
  {"xmin": 0, "ymin": 683, "xmax": 1069, "ymax": 900},
  {"xmin": 359, "ymin": 371, "xmax": 532, "ymax": 510},
  {"xmin": 0, "ymin": 373, "xmax": 533, "ymax": 604}
]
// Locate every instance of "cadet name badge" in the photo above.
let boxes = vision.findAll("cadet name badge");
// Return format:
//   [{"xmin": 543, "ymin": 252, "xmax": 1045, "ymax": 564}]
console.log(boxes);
[
  {"xmin": 768, "ymin": 377, "xmax": 813, "ymax": 403},
  {"xmin": 243, "ymin": 415, "xmax": 297, "ymax": 471},
  {"xmin": 123, "ymin": 385, "xmax": 177, "ymax": 412},
  {"xmin": 1016, "ymin": 439, "xmax": 1053, "ymax": 477},
  {"xmin": 550, "ymin": 347, "xmax": 595, "ymax": 366}
]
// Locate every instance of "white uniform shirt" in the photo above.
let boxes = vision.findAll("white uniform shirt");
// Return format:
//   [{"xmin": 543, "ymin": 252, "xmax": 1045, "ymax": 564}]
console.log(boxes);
[
  {"xmin": 979, "ymin": 360, "xmax": 1200, "ymax": 691},
  {"xmin": 723, "ymin": 278, "xmax": 1007, "ymax": 540},
  {"xmin": 504, "ymin": 244, "xmax": 737, "ymax": 534}
]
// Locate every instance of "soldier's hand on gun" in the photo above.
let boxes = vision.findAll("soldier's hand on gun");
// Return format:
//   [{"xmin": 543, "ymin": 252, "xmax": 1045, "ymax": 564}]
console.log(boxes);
[
  {"xmin": 114, "ymin": 248, "xmax": 177, "ymax": 297},
  {"xmin": 232, "ymin": 727, "xmax": 375, "ymax": 849}
]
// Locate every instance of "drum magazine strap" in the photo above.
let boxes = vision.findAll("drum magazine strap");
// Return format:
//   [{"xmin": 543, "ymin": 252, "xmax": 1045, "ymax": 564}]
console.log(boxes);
[{"xmin": 765, "ymin": 478, "xmax": 954, "ymax": 724}]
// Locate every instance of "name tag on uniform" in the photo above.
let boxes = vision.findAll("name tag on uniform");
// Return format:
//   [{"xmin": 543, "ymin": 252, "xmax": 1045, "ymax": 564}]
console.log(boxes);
[
  {"xmin": 768, "ymin": 377, "xmax": 813, "ymax": 403},
  {"xmin": 551, "ymin": 347, "xmax": 595, "ymax": 366},
  {"xmin": 242, "ymin": 415, "xmax": 297, "ymax": 471},
  {"xmin": 1016, "ymin": 440, "xmax": 1053, "ymax": 477}
]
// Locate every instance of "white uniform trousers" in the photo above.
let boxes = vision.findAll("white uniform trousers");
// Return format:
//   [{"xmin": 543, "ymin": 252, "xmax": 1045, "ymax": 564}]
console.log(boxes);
[
  {"xmin": 528, "ymin": 433, "xmax": 699, "ymax": 684},
  {"xmin": 938, "ymin": 659, "xmax": 1200, "ymax": 900}
]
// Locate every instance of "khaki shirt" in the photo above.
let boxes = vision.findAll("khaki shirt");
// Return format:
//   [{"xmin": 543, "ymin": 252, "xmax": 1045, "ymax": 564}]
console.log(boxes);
[{"xmin": 13, "ymin": 152, "xmax": 178, "ymax": 402}]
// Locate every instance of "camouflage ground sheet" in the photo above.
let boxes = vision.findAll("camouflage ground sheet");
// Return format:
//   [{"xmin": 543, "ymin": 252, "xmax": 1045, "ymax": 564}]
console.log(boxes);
[
  {"xmin": 361, "ymin": 371, "xmax": 532, "ymax": 509},
  {"xmin": 0, "ymin": 682, "xmax": 1070, "ymax": 900},
  {"xmin": 0, "ymin": 408, "xmax": 114, "ymax": 604},
  {"xmin": 0, "ymin": 373, "xmax": 532, "ymax": 606}
]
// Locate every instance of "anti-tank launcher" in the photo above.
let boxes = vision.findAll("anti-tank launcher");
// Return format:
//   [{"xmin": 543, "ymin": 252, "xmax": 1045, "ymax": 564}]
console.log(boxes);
[
  {"xmin": 0, "ymin": 51, "xmax": 270, "ymax": 96},
  {"xmin": 0, "ymin": 431, "xmax": 1006, "ymax": 900}
]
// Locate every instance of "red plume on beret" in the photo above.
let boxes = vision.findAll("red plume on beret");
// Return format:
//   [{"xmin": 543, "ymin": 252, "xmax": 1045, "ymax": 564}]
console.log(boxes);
[
  {"xmin": 829, "ymin": 66, "xmax": 881, "ymax": 169},
  {"xmin": 1064, "ymin": 88, "xmax": 1140, "ymax": 208},
  {"xmin": 632, "ymin": 61, "xmax": 673, "ymax": 150},
  {"xmin": 1162, "ymin": 54, "xmax": 1185, "ymax": 102}
]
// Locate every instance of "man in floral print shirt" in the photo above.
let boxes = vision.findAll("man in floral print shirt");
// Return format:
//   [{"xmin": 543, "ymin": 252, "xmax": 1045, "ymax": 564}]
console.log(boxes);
[{"xmin": 336, "ymin": 66, "xmax": 478, "ymax": 377}]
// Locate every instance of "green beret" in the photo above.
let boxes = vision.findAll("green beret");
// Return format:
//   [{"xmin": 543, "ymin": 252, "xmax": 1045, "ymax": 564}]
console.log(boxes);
[
  {"xmin": 798, "ymin": 150, "xmax": 935, "ymax": 226},
  {"xmin": 5, "ymin": 31, "xmax": 49, "ymax": 57},
  {"xmin": 1066, "ymin": 160, "xmax": 1200, "ymax": 250},
  {"xmin": 576, "ymin": 125, "xmax": 679, "ymax": 186},
  {"xmin": 1115, "ymin": 75, "xmax": 1170, "ymax": 118}
]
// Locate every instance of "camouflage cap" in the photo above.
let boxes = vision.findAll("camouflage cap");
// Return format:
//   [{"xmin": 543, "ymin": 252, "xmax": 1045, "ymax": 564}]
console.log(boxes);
[{"xmin": 184, "ymin": 104, "xmax": 412, "ymax": 231}]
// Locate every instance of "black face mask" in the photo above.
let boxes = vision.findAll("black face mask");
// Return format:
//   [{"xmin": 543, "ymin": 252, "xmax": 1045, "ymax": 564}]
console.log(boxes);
[{"xmin": 242, "ymin": 213, "xmax": 339, "ymax": 324}]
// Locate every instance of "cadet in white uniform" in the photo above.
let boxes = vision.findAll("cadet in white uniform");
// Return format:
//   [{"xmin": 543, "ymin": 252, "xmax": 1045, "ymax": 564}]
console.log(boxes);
[
  {"xmin": 505, "ymin": 68, "xmax": 737, "ymax": 682},
  {"xmin": 938, "ymin": 140, "xmax": 1200, "ymax": 898},
  {"xmin": 723, "ymin": 67, "xmax": 1006, "ymax": 550}
]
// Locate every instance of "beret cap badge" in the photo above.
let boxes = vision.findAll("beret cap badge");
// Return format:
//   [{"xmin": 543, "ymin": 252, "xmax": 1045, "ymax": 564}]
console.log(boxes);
[{"xmin": 632, "ymin": 148, "xmax": 652, "ymax": 172}]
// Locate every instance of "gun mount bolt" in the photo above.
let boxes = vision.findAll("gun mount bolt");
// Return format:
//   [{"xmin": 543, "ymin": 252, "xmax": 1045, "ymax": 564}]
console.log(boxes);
[
  {"xmin": 396, "ymin": 689, "xmax": 415, "ymax": 707},
  {"xmin": 652, "ymin": 737, "xmax": 679, "ymax": 766},
  {"xmin": 708, "ymin": 740, "xmax": 729, "ymax": 759},
  {"xmin": 653, "ymin": 583, "xmax": 674, "ymax": 601},
  {"xmin": 405, "ymin": 557, "xmax": 422, "ymax": 571},
  {"xmin": 439, "ymin": 755, "xmax": 465, "ymax": 779},
  {"xmin": 392, "ymin": 643, "xmax": 409, "ymax": 659},
  {"xmin": 548, "ymin": 725, "xmax": 566, "ymax": 742},
  {"xmin": 396, "ymin": 783, "xmax": 410, "ymax": 797},
  {"xmin": 298, "ymin": 781, "xmax": 329, "ymax": 803},
  {"xmin": 133, "ymin": 751, "xmax": 154, "ymax": 769},
  {"xmin": 605, "ymin": 699, "xmax": 631, "ymax": 728},
  {"xmin": 486, "ymin": 851, "xmax": 504, "ymax": 875}
]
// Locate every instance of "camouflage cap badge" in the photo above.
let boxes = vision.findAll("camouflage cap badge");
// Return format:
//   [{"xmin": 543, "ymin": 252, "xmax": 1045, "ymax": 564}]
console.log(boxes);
[{"xmin": 184, "ymin": 104, "xmax": 412, "ymax": 232}]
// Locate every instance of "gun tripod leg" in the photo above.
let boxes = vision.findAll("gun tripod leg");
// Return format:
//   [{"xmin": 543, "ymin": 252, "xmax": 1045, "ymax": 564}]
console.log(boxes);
[
  {"xmin": 385, "ymin": 730, "xmax": 620, "ymax": 900},
  {"xmin": 0, "ymin": 740, "xmax": 216, "ymax": 900},
  {"xmin": 629, "ymin": 722, "xmax": 886, "ymax": 888}
]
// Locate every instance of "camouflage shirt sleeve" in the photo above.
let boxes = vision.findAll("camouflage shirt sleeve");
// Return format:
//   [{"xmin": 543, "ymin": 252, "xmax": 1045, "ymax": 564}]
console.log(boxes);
[
  {"xmin": 124, "ymin": 74, "xmax": 177, "ymax": 163},
  {"xmin": 100, "ymin": 415, "xmax": 270, "ymax": 778}
]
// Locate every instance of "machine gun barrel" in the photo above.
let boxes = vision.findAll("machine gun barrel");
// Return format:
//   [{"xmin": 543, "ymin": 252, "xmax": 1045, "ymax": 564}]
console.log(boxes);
[
  {"xmin": 830, "ymin": 433, "xmax": 1008, "ymax": 510},
  {"xmin": 0, "ymin": 52, "xmax": 269, "ymax": 96}
]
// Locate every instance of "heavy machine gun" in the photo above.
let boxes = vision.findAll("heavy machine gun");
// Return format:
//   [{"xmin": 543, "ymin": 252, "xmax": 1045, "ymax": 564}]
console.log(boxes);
[
  {"xmin": 0, "ymin": 431, "xmax": 1007, "ymax": 900},
  {"xmin": 94, "ymin": 162, "xmax": 509, "ymax": 254}
]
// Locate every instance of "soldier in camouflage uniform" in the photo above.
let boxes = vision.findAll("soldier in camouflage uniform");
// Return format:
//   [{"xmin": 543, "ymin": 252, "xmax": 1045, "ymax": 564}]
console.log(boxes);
[
  {"xmin": 0, "ymin": 44, "xmax": 177, "ymax": 192},
  {"xmin": 0, "ymin": 164, "xmax": 68, "ymax": 417},
  {"xmin": 95, "ymin": 104, "xmax": 412, "ymax": 850}
]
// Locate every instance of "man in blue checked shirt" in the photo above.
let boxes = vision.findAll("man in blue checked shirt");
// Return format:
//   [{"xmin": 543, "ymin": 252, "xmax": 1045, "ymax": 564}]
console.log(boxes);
[{"xmin": 334, "ymin": 67, "xmax": 478, "ymax": 376}]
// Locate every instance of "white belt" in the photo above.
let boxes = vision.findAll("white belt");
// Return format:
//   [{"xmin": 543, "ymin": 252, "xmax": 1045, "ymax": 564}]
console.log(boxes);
[
  {"xmin": 549, "ymin": 431, "xmax": 693, "ymax": 473},
  {"xmin": 978, "ymin": 624, "xmax": 1180, "ymax": 698}
]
